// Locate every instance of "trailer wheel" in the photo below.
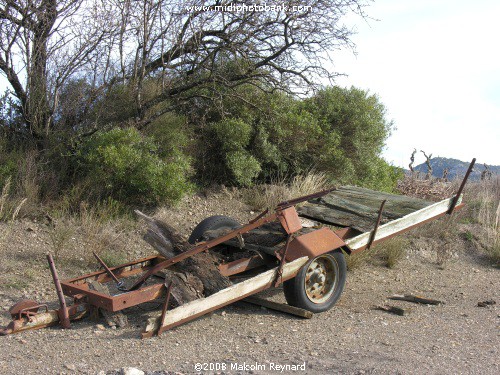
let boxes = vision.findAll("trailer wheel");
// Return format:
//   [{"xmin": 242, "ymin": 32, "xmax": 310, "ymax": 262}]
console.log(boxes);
[
  {"xmin": 188, "ymin": 215, "xmax": 240, "ymax": 244},
  {"xmin": 283, "ymin": 251, "xmax": 346, "ymax": 313}
]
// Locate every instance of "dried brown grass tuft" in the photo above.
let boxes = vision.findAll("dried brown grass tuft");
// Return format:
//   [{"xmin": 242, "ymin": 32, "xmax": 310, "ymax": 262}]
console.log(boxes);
[
  {"xmin": 475, "ymin": 177, "xmax": 500, "ymax": 264},
  {"xmin": 243, "ymin": 172, "xmax": 330, "ymax": 210},
  {"xmin": 0, "ymin": 178, "xmax": 28, "ymax": 222},
  {"xmin": 377, "ymin": 237, "xmax": 408, "ymax": 268},
  {"xmin": 397, "ymin": 173, "xmax": 456, "ymax": 201}
]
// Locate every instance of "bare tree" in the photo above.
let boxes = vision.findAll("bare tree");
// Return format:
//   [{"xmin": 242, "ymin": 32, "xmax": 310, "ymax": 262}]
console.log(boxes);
[
  {"xmin": 481, "ymin": 163, "xmax": 492, "ymax": 181},
  {"xmin": 0, "ymin": 0, "xmax": 116, "ymax": 146},
  {"xmin": 409, "ymin": 148, "xmax": 416, "ymax": 174},
  {"xmin": 1, "ymin": 0, "xmax": 368, "ymax": 144},
  {"xmin": 442, "ymin": 168, "xmax": 448, "ymax": 182},
  {"xmin": 420, "ymin": 150, "xmax": 433, "ymax": 180},
  {"xmin": 101, "ymin": 0, "xmax": 369, "ymax": 128}
]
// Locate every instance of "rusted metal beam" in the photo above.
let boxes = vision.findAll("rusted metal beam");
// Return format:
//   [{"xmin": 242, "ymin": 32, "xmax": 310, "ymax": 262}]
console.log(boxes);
[
  {"xmin": 274, "ymin": 235, "xmax": 293, "ymax": 287},
  {"xmin": 218, "ymin": 254, "xmax": 275, "ymax": 277},
  {"xmin": 93, "ymin": 252, "xmax": 124, "ymax": 289},
  {"xmin": 447, "ymin": 158, "xmax": 476, "ymax": 214},
  {"xmin": 0, "ymin": 302, "xmax": 89, "ymax": 336},
  {"xmin": 366, "ymin": 199, "xmax": 387, "ymax": 250},
  {"xmin": 157, "ymin": 281, "xmax": 173, "ymax": 337},
  {"xmin": 47, "ymin": 254, "xmax": 71, "ymax": 329}
]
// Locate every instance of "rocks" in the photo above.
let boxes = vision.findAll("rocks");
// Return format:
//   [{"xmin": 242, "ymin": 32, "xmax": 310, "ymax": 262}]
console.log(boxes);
[
  {"xmin": 477, "ymin": 300, "xmax": 496, "ymax": 307},
  {"xmin": 64, "ymin": 363, "xmax": 76, "ymax": 371},
  {"xmin": 120, "ymin": 368, "xmax": 145, "ymax": 375}
]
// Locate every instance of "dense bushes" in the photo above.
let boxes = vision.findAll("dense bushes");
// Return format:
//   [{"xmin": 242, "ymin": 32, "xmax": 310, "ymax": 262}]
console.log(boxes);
[
  {"xmin": 0, "ymin": 83, "xmax": 401, "ymax": 210},
  {"xmin": 76, "ymin": 127, "xmax": 192, "ymax": 205},
  {"xmin": 193, "ymin": 86, "xmax": 402, "ymax": 191}
]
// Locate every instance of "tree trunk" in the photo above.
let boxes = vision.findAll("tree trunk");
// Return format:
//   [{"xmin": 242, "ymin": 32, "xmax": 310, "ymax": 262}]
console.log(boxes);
[{"xmin": 135, "ymin": 210, "xmax": 232, "ymax": 301}]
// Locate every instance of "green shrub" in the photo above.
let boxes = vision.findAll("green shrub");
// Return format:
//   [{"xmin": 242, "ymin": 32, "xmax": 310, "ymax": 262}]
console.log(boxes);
[
  {"xmin": 213, "ymin": 119, "xmax": 253, "ymax": 151},
  {"xmin": 226, "ymin": 150, "xmax": 261, "ymax": 186},
  {"xmin": 0, "ymin": 138, "xmax": 18, "ymax": 190},
  {"xmin": 191, "ymin": 85, "xmax": 400, "ymax": 191},
  {"xmin": 77, "ymin": 127, "xmax": 192, "ymax": 205},
  {"xmin": 208, "ymin": 118, "xmax": 262, "ymax": 186}
]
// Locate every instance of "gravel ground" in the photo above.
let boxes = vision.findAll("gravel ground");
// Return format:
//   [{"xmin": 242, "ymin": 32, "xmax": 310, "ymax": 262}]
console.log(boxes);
[{"xmin": 0, "ymin": 191, "xmax": 498, "ymax": 375}]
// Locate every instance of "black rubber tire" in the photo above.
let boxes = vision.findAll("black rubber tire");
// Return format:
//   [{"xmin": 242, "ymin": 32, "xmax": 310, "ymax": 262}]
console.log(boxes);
[
  {"xmin": 188, "ymin": 215, "xmax": 241, "ymax": 244},
  {"xmin": 283, "ymin": 251, "xmax": 347, "ymax": 313}
]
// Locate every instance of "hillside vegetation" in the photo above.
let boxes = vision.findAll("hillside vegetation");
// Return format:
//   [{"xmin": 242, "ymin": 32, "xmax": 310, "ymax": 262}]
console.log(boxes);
[{"xmin": 414, "ymin": 157, "xmax": 499, "ymax": 180}]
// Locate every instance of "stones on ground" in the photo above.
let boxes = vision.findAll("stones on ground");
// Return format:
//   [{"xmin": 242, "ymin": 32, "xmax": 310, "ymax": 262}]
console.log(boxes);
[
  {"xmin": 120, "ymin": 367, "xmax": 145, "ymax": 375},
  {"xmin": 64, "ymin": 363, "xmax": 76, "ymax": 371},
  {"xmin": 375, "ymin": 305, "xmax": 409, "ymax": 316},
  {"xmin": 477, "ymin": 300, "xmax": 496, "ymax": 307}
]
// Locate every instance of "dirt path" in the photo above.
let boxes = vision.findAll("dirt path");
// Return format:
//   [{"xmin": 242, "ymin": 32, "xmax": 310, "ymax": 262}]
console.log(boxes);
[{"xmin": 0, "ymin": 193, "xmax": 498, "ymax": 374}]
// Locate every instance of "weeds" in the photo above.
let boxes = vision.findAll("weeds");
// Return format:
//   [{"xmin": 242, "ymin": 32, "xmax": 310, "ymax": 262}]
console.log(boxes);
[
  {"xmin": 476, "ymin": 178, "xmax": 500, "ymax": 264},
  {"xmin": 344, "ymin": 249, "xmax": 376, "ymax": 271},
  {"xmin": 243, "ymin": 172, "xmax": 330, "ymax": 210},
  {"xmin": 0, "ymin": 178, "xmax": 28, "ymax": 221},
  {"xmin": 49, "ymin": 220, "xmax": 75, "ymax": 259},
  {"xmin": 377, "ymin": 238, "xmax": 408, "ymax": 268},
  {"xmin": 98, "ymin": 249, "xmax": 128, "ymax": 267}
]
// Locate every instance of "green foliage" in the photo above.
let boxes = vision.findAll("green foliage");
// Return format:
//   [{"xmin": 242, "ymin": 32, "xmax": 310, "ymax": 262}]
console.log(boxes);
[
  {"xmin": 77, "ymin": 127, "xmax": 192, "ymax": 205},
  {"xmin": 208, "ymin": 119, "xmax": 261, "ymax": 186},
  {"xmin": 225, "ymin": 150, "xmax": 261, "ymax": 186},
  {"xmin": 303, "ymin": 86, "xmax": 400, "ymax": 189},
  {"xmin": 213, "ymin": 119, "xmax": 253, "ymax": 151},
  {"xmin": 192, "ymin": 85, "xmax": 400, "ymax": 191}
]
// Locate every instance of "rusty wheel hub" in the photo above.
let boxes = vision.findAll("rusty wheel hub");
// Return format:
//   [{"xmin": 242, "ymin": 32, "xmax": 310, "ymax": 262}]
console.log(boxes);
[{"xmin": 304, "ymin": 255, "xmax": 338, "ymax": 304}]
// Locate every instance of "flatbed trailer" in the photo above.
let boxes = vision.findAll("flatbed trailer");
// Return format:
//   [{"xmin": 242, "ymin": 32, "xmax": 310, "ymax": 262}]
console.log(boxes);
[{"xmin": 0, "ymin": 159, "xmax": 476, "ymax": 338}]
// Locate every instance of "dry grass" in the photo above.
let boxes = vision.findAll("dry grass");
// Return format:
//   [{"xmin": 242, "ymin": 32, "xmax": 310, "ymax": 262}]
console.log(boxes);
[
  {"xmin": 345, "ymin": 237, "xmax": 408, "ymax": 271},
  {"xmin": 475, "ymin": 178, "xmax": 500, "ymax": 264},
  {"xmin": 45, "ymin": 199, "xmax": 132, "ymax": 263},
  {"xmin": 0, "ymin": 178, "xmax": 28, "ymax": 222},
  {"xmin": 377, "ymin": 237, "xmax": 408, "ymax": 268},
  {"xmin": 75, "ymin": 201, "xmax": 131, "ymax": 262},
  {"xmin": 406, "ymin": 176, "xmax": 499, "ymax": 266},
  {"xmin": 397, "ymin": 173, "xmax": 457, "ymax": 201},
  {"xmin": 243, "ymin": 172, "xmax": 330, "ymax": 210},
  {"xmin": 48, "ymin": 219, "xmax": 75, "ymax": 259},
  {"xmin": 344, "ymin": 249, "xmax": 376, "ymax": 271}
]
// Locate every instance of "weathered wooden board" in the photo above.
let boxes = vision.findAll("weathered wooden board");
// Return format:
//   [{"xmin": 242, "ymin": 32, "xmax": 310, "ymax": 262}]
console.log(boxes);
[
  {"xmin": 345, "ymin": 196, "xmax": 460, "ymax": 250},
  {"xmin": 143, "ymin": 256, "xmax": 308, "ymax": 336},
  {"xmin": 298, "ymin": 186, "xmax": 432, "ymax": 232},
  {"xmin": 88, "ymin": 281, "xmax": 128, "ymax": 327},
  {"xmin": 242, "ymin": 296, "xmax": 313, "ymax": 319}
]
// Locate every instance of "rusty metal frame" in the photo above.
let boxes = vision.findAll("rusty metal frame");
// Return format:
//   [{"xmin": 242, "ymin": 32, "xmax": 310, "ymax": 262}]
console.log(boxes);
[
  {"xmin": 47, "ymin": 254, "xmax": 71, "ymax": 329},
  {"xmin": 126, "ymin": 210, "xmax": 281, "ymax": 291},
  {"xmin": 447, "ymin": 158, "xmax": 476, "ymax": 214},
  {"xmin": 366, "ymin": 199, "xmax": 387, "ymax": 250},
  {"xmin": 273, "ymin": 235, "xmax": 293, "ymax": 287},
  {"xmin": 60, "ymin": 256, "xmax": 166, "ymax": 312},
  {"xmin": 157, "ymin": 281, "xmax": 173, "ymax": 336}
]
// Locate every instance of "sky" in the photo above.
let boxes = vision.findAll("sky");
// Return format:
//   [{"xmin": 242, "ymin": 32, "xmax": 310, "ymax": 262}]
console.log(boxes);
[
  {"xmin": 1, "ymin": 0, "xmax": 498, "ymax": 167},
  {"xmin": 331, "ymin": 0, "xmax": 500, "ymax": 167}
]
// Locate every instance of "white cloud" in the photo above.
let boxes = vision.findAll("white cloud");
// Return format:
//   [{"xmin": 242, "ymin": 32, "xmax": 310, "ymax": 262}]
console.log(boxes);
[{"xmin": 333, "ymin": 0, "xmax": 500, "ymax": 167}]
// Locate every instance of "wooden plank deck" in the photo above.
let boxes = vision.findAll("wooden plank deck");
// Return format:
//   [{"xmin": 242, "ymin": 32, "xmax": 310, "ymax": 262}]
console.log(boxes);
[{"xmin": 298, "ymin": 186, "xmax": 433, "ymax": 232}]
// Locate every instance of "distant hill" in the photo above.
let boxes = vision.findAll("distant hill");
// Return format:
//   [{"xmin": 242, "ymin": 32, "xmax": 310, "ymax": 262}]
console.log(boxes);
[{"xmin": 413, "ymin": 157, "xmax": 500, "ymax": 180}]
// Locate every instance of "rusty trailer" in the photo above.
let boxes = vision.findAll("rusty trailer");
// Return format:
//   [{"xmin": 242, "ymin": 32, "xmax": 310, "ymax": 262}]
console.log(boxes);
[{"xmin": 0, "ymin": 159, "xmax": 476, "ymax": 338}]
